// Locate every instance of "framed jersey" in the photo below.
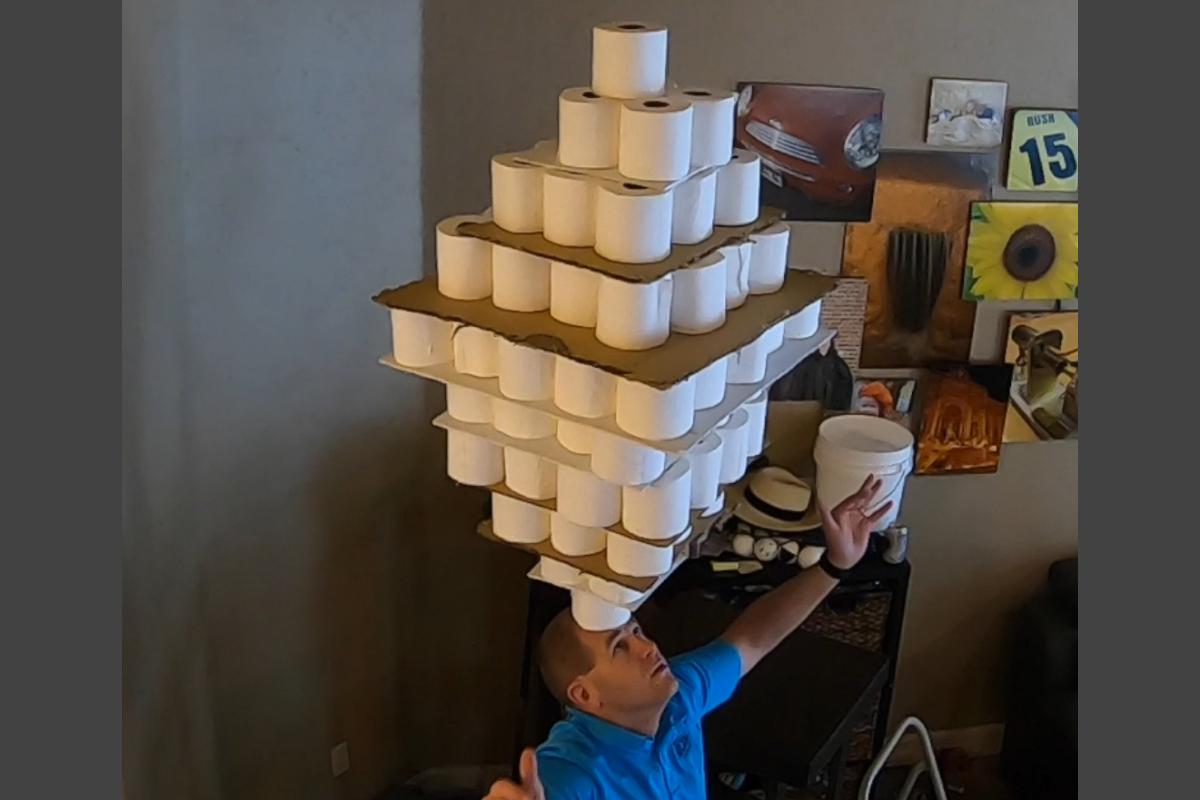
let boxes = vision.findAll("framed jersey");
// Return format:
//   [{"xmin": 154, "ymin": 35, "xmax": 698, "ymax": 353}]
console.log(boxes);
[{"xmin": 1006, "ymin": 109, "xmax": 1079, "ymax": 192}]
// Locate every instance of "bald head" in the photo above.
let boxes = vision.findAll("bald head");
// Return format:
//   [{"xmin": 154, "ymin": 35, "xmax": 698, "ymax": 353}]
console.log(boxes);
[{"xmin": 536, "ymin": 609, "xmax": 596, "ymax": 706}]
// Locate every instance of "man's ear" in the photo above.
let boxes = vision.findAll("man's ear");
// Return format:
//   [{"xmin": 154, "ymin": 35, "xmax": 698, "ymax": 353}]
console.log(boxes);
[{"xmin": 566, "ymin": 675, "xmax": 599, "ymax": 712}]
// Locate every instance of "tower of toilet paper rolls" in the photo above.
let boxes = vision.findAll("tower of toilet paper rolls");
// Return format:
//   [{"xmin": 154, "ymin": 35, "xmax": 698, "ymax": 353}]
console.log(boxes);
[{"xmin": 390, "ymin": 22, "xmax": 827, "ymax": 631}]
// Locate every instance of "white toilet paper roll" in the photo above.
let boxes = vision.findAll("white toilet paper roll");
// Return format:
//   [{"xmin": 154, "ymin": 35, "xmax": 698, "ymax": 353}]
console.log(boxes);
[
  {"xmin": 726, "ymin": 337, "xmax": 771, "ymax": 384},
  {"xmin": 618, "ymin": 97, "xmax": 694, "ymax": 182},
  {"xmin": 503, "ymin": 448, "xmax": 557, "ymax": 500},
  {"xmin": 692, "ymin": 355, "xmax": 730, "ymax": 410},
  {"xmin": 784, "ymin": 299, "xmax": 823, "ymax": 339},
  {"xmin": 493, "ymin": 399, "xmax": 557, "ymax": 440},
  {"xmin": 621, "ymin": 459, "xmax": 692, "ymax": 540},
  {"xmin": 670, "ymin": 250, "xmax": 726, "ymax": 334},
  {"xmin": 550, "ymin": 513, "xmax": 607, "ymax": 556},
  {"xmin": 558, "ymin": 87, "xmax": 621, "ymax": 168},
  {"xmin": 543, "ymin": 169, "xmax": 597, "ymax": 247},
  {"xmin": 497, "ymin": 339, "xmax": 555, "ymax": 401},
  {"xmin": 615, "ymin": 376, "xmax": 696, "ymax": 441},
  {"xmin": 557, "ymin": 420, "xmax": 596, "ymax": 455},
  {"xmin": 549, "ymin": 261, "xmax": 600, "ymax": 328},
  {"xmin": 591, "ymin": 22, "xmax": 668, "ymax": 99},
  {"xmin": 594, "ymin": 182, "xmax": 674, "ymax": 264},
  {"xmin": 446, "ymin": 429, "xmax": 504, "ymax": 486},
  {"xmin": 595, "ymin": 275, "xmax": 673, "ymax": 351},
  {"xmin": 702, "ymin": 489, "xmax": 726, "ymax": 518},
  {"xmin": 748, "ymin": 222, "xmax": 790, "ymax": 295},
  {"xmin": 446, "ymin": 385, "xmax": 493, "ymax": 424},
  {"xmin": 607, "ymin": 531, "xmax": 676, "ymax": 577},
  {"xmin": 435, "ymin": 215, "xmax": 493, "ymax": 300},
  {"xmin": 556, "ymin": 464, "xmax": 621, "ymax": 528},
  {"xmin": 670, "ymin": 170, "xmax": 716, "ymax": 245},
  {"xmin": 590, "ymin": 430, "xmax": 667, "ymax": 486},
  {"xmin": 743, "ymin": 392, "xmax": 768, "ymax": 458},
  {"xmin": 717, "ymin": 408, "xmax": 750, "ymax": 484},
  {"xmin": 492, "ymin": 245, "xmax": 550, "ymax": 312},
  {"xmin": 452, "ymin": 326, "xmax": 500, "ymax": 377},
  {"xmin": 758, "ymin": 323, "xmax": 785, "ymax": 357},
  {"xmin": 720, "ymin": 242, "xmax": 752, "ymax": 310},
  {"xmin": 572, "ymin": 588, "xmax": 631, "ymax": 631},
  {"xmin": 540, "ymin": 557, "xmax": 582, "ymax": 585},
  {"xmin": 687, "ymin": 433, "xmax": 724, "ymax": 509},
  {"xmin": 714, "ymin": 149, "xmax": 761, "ymax": 226},
  {"xmin": 491, "ymin": 493, "xmax": 550, "ymax": 544},
  {"xmin": 587, "ymin": 575, "xmax": 646, "ymax": 605},
  {"xmin": 553, "ymin": 357, "xmax": 617, "ymax": 418},
  {"xmin": 676, "ymin": 88, "xmax": 737, "ymax": 168},
  {"xmin": 491, "ymin": 153, "xmax": 543, "ymax": 233},
  {"xmin": 390, "ymin": 309, "xmax": 454, "ymax": 368}
]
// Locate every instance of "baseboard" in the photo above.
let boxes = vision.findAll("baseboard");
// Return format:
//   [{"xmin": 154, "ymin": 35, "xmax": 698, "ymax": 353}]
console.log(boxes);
[{"xmin": 884, "ymin": 723, "xmax": 1006, "ymax": 767}]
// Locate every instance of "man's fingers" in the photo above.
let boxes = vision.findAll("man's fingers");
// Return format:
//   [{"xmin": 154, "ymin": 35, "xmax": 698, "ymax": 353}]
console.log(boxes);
[
  {"xmin": 519, "ymin": 748, "xmax": 543, "ymax": 798},
  {"xmin": 485, "ymin": 779, "xmax": 527, "ymax": 800},
  {"xmin": 865, "ymin": 500, "xmax": 894, "ymax": 525}
]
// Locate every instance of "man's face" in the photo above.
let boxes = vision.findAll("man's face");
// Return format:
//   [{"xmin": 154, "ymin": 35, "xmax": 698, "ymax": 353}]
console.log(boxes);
[{"xmin": 573, "ymin": 619, "xmax": 678, "ymax": 717}]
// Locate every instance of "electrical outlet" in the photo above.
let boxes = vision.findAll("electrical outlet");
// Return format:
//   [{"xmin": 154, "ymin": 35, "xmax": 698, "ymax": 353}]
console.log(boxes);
[{"xmin": 330, "ymin": 741, "xmax": 350, "ymax": 777}]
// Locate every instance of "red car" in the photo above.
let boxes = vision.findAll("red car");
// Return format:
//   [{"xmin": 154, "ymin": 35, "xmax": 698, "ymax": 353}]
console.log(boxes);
[{"xmin": 735, "ymin": 83, "xmax": 883, "ymax": 217}]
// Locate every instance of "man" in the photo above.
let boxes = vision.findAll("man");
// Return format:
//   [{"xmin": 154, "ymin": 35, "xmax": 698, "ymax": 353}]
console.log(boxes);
[{"xmin": 486, "ymin": 475, "xmax": 893, "ymax": 800}]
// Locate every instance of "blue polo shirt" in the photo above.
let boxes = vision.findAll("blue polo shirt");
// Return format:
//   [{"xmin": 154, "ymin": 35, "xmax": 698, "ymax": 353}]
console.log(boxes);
[{"xmin": 535, "ymin": 639, "xmax": 742, "ymax": 800}]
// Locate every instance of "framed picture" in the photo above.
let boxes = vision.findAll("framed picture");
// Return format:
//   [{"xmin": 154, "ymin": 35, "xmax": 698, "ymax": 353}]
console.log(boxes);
[
  {"xmin": 735, "ymin": 82, "xmax": 884, "ymax": 222},
  {"xmin": 926, "ymin": 78, "xmax": 1008, "ymax": 148},
  {"xmin": 852, "ymin": 376, "xmax": 920, "ymax": 432},
  {"xmin": 1003, "ymin": 312, "xmax": 1078, "ymax": 442},
  {"xmin": 915, "ymin": 365, "xmax": 1013, "ymax": 475},
  {"xmin": 1005, "ymin": 109, "xmax": 1078, "ymax": 191},
  {"xmin": 962, "ymin": 202, "xmax": 1078, "ymax": 301}
]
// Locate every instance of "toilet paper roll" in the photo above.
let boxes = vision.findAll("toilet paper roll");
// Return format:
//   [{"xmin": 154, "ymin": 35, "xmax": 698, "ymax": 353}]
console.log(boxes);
[
  {"xmin": 607, "ymin": 530, "xmax": 677, "ymax": 577},
  {"xmin": 549, "ymin": 261, "xmax": 600, "ymax": 328},
  {"xmin": 491, "ymin": 493, "xmax": 550, "ymax": 544},
  {"xmin": 784, "ymin": 298, "xmax": 822, "ymax": 339},
  {"xmin": 670, "ymin": 249, "xmax": 726, "ymax": 334},
  {"xmin": 594, "ymin": 182, "xmax": 674, "ymax": 264},
  {"xmin": 554, "ymin": 357, "xmax": 617, "ymax": 418},
  {"xmin": 492, "ymin": 245, "xmax": 550, "ymax": 312},
  {"xmin": 435, "ymin": 215, "xmax": 493, "ymax": 300},
  {"xmin": 493, "ymin": 399, "xmax": 557, "ymax": 440},
  {"xmin": 557, "ymin": 420, "xmax": 596, "ymax": 455},
  {"xmin": 692, "ymin": 355, "xmax": 730, "ymax": 410},
  {"xmin": 748, "ymin": 222, "xmax": 790, "ymax": 295},
  {"xmin": 558, "ymin": 87, "xmax": 621, "ymax": 168},
  {"xmin": 591, "ymin": 22, "xmax": 668, "ymax": 99},
  {"xmin": 540, "ymin": 556, "xmax": 582, "ymax": 585},
  {"xmin": 446, "ymin": 385, "xmax": 493, "ymax": 424},
  {"xmin": 491, "ymin": 154, "xmax": 543, "ymax": 233},
  {"xmin": 762, "ymin": 321, "xmax": 785, "ymax": 354},
  {"xmin": 615, "ymin": 376, "xmax": 696, "ymax": 441},
  {"xmin": 726, "ymin": 337, "xmax": 770, "ymax": 384},
  {"xmin": 743, "ymin": 391, "xmax": 768, "ymax": 458},
  {"xmin": 714, "ymin": 149, "xmax": 761, "ymax": 225},
  {"xmin": 543, "ymin": 169, "xmax": 597, "ymax": 247},
  {"xmin": 717, "ymin": 408, "xmax": 750, "ymax": 484},
  {"xmin": 720, "ymin": 241, "xmax": 752, "ymax": 310},
  {"xmin": 670, "ymin": 170, "xmax": 716, "ymax": 245},
  {"xmin": 687, "ymin": 433, "xmax": 724, "ymax": 509},
  {"xmin": 497, "ymin": 338, "xmax": 555, "ymax": 401},
  {"xmin": 590, "ymin": 430, "xmax": 668, "ymax": 486},
  {"xmin": 587, "ymin": 575, "xmax": 646, "ymax": 605},
  {"xmin": 618, "ymin": 97, "xmax": 694, "ymax": 182},
  {"xmin": 622, "ymin": 459, "xmax": 692, "ymax": 540},
  {"xmin": 390, "ymin": 309, "xmax": 454, "ymax": 367},
  {"xmin": 572, "ymin": 588, "xmax": 631, "ymax": 631},
  {"xmin": 702, "ymin": 489, "xmax": 726, "ymax": 518},
  {"xmin": 452, "ymin": 326, "xmax": 500, "ymax": 378},
  {"xmin": 503, "ymin": 448, "xmax": 557, "ymax": 500},
  {"xmin": 550, "ymin": 513, "xmax": 607, "ymax": 556},
  {"xmin": 676, "ymin": 88, "xmax": 737, "ymax": 168},
  {"xmin": 596, "ymin": 275, "xmax": 673, "ymax": 351},
  {"xmin": 556, "ymin": 464, "xmax": 621, "ymax": 528},
  {"xmin": 446, "ymin": 429, "xmax": 504, "ymax": 487}
]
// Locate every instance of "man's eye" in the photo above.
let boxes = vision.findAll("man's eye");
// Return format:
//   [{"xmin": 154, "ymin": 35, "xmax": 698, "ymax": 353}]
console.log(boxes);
[{"xmin": 614, "ymin": 640, "xmax": 628, "ymax": 653}]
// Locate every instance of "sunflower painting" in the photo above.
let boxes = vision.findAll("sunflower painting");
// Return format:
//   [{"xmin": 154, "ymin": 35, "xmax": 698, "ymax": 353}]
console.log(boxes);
[{"xmin": 962, "ymin": 202, "xmax": 1078, "ymax": 301}]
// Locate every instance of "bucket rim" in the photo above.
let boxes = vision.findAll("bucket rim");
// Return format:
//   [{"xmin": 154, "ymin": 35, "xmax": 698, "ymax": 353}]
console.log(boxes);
[{"xmin": 815, "ymin": 414, "xmax": 915, "ymax": 459}]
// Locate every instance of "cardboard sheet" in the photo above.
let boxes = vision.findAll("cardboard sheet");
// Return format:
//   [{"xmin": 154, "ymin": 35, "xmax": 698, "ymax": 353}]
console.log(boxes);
[
  {"xmin": 525, "ymin": 557, "xmax": 680, "ymax": 612},
  {"xmin": 515, "ymin": 139, "xmax": 709, "ymax": 194},
  {"xmin": 374, "ymin": 269, "xmax": 836, "ymax": 388}
]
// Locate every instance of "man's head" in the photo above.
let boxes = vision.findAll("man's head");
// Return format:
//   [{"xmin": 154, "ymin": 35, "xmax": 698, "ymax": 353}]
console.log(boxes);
[{"xmin": 537, "ymin": 609, "xmax": 678, "ymax": 720}]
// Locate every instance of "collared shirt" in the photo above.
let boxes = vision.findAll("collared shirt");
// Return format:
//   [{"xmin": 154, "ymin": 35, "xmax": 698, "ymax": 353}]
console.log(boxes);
[{"xmin": 535, "ymin": 639, "xmax": 743, "ymax": 799}]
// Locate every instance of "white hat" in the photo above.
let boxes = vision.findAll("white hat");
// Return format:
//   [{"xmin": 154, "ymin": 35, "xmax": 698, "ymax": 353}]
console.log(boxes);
[{"xmin": 731, "ymin": 466, "xmax": 821, "ymax": 533}]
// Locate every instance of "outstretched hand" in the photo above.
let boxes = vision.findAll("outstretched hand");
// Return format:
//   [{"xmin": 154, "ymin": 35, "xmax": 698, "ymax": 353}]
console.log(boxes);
[
  {"xmin": 485, "ymin": 748, "xmax": 545, "ymax": 800},
  {"xmin": 819, "ymin": 474, "xmax": 893, "ymax": 570}
]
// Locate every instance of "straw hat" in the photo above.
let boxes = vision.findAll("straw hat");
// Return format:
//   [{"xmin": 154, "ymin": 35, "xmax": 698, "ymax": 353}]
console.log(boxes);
[{"xmin": 731, "ymin": 466, "xmax": 821, "ymax": 533}]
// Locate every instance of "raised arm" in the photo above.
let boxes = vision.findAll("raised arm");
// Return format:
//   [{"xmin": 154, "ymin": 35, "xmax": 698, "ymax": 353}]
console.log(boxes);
[{"xmin": 720, "ymin": 475, "xmax": 891, "ymax": 675}]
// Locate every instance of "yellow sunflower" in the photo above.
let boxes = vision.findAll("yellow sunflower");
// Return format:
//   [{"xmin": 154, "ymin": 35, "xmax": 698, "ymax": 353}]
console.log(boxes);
[{"xmin": 963, "ymin": 203, "xmax": 1078, "ymax": 301}]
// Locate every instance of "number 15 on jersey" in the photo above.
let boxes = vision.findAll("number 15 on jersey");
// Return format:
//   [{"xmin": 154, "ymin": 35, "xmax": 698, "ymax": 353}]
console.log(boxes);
[{"xmin": 1006, "ymin": 109, "xmax": 1078, "ymax": 192}]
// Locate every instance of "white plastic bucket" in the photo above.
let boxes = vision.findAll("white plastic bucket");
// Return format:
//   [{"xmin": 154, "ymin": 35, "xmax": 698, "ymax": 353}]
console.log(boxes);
[{"xmin": 813, "ymin": 415, "xmax": 914, "ymax": 531}]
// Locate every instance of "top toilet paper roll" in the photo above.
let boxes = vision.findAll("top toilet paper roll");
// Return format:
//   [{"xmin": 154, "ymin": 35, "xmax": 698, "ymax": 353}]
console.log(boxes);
[
  {"xmin": 714, "ymin": 149, "xmax": 761, "ymax": 226},
  {"xmin": 618, "ymin": 97, "xmax": 693, "ymax": 182},
  {"xmin": 591, "ymin": 22, "xmax": 668, "ymax": 99},
  {"xmin": 558, "ymin": 87, "xmax": 621, "ymax": 168},
  {"xmin": 748, "ymin": 222, "xmax": 790, "ymax": 295},
  {"xmin": 674, "ymin": 88, "xmax": 736, "ymax": 169},
  {"xmin": 491, "ymin": 154, "xmax": 544, "ymax": 233},
  {"xmin": 543, "ymin": 168, "xmax": 597, "ymax": 247},
  {"xmin": 594, "ymin": 182, "xmax": 674, "ymax": 264},
  {"xmin": 436, "ymin": 215, "xmax": 492, "ymax": 300}
]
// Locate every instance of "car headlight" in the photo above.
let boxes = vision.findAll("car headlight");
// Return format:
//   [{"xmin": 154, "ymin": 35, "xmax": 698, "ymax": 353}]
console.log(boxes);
[{"xmin": 844, "ymin": 114, "xmax": 882, "ymax": 169}]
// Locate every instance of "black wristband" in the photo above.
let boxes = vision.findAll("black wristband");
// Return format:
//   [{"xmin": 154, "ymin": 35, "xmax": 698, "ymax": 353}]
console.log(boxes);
[{"xmin": 817, "ymin": 551, "xmax": 850, "ymax": 581}]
